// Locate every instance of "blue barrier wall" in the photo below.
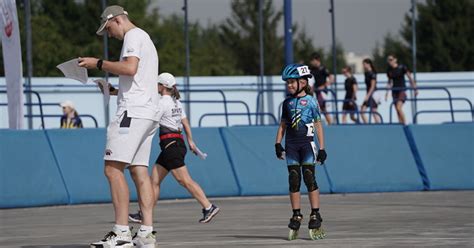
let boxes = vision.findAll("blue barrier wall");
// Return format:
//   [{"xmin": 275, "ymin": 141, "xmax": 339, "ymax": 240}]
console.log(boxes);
[
  {"xmin": 409, "ymin": 124, "xmax": 474, "ymax": 190},
  {"xmin": 0, "ymin": 130, "xmax": 69, "ymax": 208},
  {"xmin": 1, "ymin": 124, "xmax": 472, "ymax": 208},
  {"xmin": 324, "ymin": 125, "xmax": 424, "ymax": 193},
  {"xmin": 46, "ymin": 129, "xmax": 111, "ymax": 204}
]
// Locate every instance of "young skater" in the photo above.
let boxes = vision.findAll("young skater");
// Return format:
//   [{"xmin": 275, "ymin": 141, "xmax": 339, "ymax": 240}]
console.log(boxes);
[
  {"xmin": 129, "ymin": 72, "xmax": 220, "ymax": 224},
  {"xmin": 275, "ymin": 63, "xmax": 328, "ymax": 240}
]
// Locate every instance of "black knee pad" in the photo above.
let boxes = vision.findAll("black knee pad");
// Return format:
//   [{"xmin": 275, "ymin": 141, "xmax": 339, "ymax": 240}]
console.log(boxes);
[
  {"xmin": 288, "ymin": 165, "xmax": 301, "ymax": 193},
  {"xmin": 303, "ymin": 165, "xmax": 318, "ymax": 192}
]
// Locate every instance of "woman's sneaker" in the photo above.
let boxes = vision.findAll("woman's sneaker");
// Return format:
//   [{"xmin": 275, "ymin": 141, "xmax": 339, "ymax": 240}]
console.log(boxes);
[
  {"xmin": 129, "ymin": 210, "xmax": 142, "ymax": 223},
  {"xmin": 132, "ymin": 231, "xmax": 157, "ymax": 248},
  {"xmin": 199, "ymin": 204, "xmax": 220, "ymax": 223},
  {"xmin": 90, "ymin": 230, "xmax": 133, "ymax": 248}
]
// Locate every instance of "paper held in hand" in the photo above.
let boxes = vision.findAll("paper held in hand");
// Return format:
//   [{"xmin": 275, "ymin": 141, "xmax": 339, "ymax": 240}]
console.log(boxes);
[
  {"xmin": 56, "ymin": 58, "xmax": 88, "ymax": 84},
  {"xmin": 93, "ymin": 79, "xmax": 110, "ymax": 106},
  {"xmin": 194, "ymin": 146, "xmax": 208, "ymax": 160}
]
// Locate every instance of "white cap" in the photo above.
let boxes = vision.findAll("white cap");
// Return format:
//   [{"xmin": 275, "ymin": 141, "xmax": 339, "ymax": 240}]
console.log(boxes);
[
  {"xmin": 157, "ymin": 72, "xmax": 176, "ymax": 89},
  {"xmin": 60, "ymin": 100, "xmax": 75, "ymax": 109}
]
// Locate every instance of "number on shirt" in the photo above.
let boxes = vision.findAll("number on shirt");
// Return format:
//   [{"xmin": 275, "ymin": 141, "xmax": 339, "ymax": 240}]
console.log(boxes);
[{"xmin": 306, "ymin": 123, "xmax": 315, "ymax": 137}]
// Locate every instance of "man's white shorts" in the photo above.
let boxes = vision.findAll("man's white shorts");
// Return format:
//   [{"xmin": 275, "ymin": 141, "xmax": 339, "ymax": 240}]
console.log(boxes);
[{"xmin": 104, "ymin": 111, "xmax": 158, "ymax": 166}]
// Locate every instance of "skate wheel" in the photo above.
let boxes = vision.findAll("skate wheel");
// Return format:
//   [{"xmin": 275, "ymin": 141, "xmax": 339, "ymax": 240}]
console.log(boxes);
[
  {"xmin": 309, "ymin": 228, "xmax": 326, "ymax": 240},
  {"xmin": 288, "ymin": 229, "xmax": 299, "ymax": 241}
]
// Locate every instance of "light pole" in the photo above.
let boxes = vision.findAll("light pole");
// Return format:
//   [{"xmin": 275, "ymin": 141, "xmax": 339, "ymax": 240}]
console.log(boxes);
[
  {"xmin": 411, "ymin": 0, "xmax": 418, "ymax": 119},
  {"xmin": 183, "ymin": 0, "xmax": 191, "ymax": 121},
  {"xmin": 101, "ymin": 0, "xmax": 110, "ymax": 127}
]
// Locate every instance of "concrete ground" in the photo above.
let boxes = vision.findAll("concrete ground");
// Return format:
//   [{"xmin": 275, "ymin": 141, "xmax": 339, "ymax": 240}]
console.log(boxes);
[{"xmin": 0, "ymin": 191, "xmax": 473, "ymax": 248}]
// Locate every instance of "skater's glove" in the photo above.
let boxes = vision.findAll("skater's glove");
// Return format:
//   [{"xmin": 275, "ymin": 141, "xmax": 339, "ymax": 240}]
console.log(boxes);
[
  {"xmin": 316, "ymin": 149, "xmax": 327, "ymax": 164},
  {"xmin": 275, "ymin": 143, "xmax": 285, "ymax": 159}
]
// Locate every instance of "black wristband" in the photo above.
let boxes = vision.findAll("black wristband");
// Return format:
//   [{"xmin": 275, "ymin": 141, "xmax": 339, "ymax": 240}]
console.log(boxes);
[{"xmin": 96, "ymin": 59, "xmax": 103, "ymax": 70}]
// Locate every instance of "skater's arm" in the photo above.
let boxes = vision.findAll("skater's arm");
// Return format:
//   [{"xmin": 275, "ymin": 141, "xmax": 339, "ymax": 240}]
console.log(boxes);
[
  {"xmin": 275, "ymin": 121, "xmax": 286, "ymax": 144},
  {"xmin": 182, "ymin": 117, "xmax": 197, "ymax": 154},
  {"xmin": 385, "ymin": 81, "xmax": 392, "ymax": 101},
  {"xmin": 314, "ymin": 120, "xmax": 327, "ymax": 164},
  {"xmin": 314, "ymin": 121, "xmax": 325, "ymax": 150},
  {"xmin": 352, "ymin": 83, "xmax": 358, "ymax": 103},
  {"xmin": 406, "ymin": 71, "xmax": 418, "ymax": 96},
  {"xmin": 326, "ymin": 74, "xmax": 334, "ymax": 88},
  {"xmin": 275, "ymin": 121, "xmax": 286, "ymax": 160},
  {"xmin": 365, "ymin": 79, "xmax": 375, "ymax": 102}
]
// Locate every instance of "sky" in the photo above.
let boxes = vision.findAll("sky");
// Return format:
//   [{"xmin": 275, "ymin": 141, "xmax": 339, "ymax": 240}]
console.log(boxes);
[{"xmin": 150, "ymin": 0, "xmax": 415, "ymax": 56}]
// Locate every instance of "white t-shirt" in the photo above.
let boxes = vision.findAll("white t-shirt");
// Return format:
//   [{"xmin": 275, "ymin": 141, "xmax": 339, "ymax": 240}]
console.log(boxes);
[
  {"xmin": 156, "ymin": 95, "xmax": 187, "ymax": 132},
  {"xmin": 116, "ymin": 27, "xmax": 159, "ymax": 121}
]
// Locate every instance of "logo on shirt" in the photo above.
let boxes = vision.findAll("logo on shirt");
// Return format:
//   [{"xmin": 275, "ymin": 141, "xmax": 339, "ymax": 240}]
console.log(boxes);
[
  {"xmin": 105, "ymin": 149, "xmax": 113, "ymax": 156},
  {"xmin": 300, "ymin": 100, "xmax": 308, "ymax": 106},
  {"xmin": 127, "ymin": 47, "xmax": 134, "ymax": 53},
  {"xmin": 289, "ymin": 101, "xmax": 294, "ymax": 106}
]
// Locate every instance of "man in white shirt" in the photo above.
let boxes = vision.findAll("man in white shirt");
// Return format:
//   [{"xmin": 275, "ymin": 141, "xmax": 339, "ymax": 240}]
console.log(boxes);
[{"xmin": 78, "ymin": 5, "xmax": 158, "ymax": 248}]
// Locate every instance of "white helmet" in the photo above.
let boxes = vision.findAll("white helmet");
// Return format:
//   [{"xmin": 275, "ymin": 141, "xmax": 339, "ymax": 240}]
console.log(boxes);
[{"xmin": 157, "ymin": 72, "xmax": 176, "ymax": 88}]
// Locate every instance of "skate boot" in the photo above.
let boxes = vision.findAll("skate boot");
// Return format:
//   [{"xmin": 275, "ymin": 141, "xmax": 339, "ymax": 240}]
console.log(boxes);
[
  {"xmin": 308, "ymin": 212, "xmax": 325, "ymax": 240},
  {"xmin": 287, "ymin": 214, "xmax": 302, "ymax": 241}
]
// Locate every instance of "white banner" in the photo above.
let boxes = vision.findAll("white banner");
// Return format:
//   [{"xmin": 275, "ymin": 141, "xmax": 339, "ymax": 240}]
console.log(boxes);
[{"xmin": 1, "ymin": 0, "xmax": 23, "ymax": 129}]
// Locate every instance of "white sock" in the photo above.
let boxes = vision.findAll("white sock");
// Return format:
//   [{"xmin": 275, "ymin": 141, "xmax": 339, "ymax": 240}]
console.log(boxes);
[
  {"xmin": 138, "ymin": 225, "xmax": 153, "ymax": 237},
  {"xmin": 205, "ymin": 204, "xmax": 213, "ymax": 211},
  {"xmin": 113, "ymin": 224, "xmax": 130, "ymax": 234}
]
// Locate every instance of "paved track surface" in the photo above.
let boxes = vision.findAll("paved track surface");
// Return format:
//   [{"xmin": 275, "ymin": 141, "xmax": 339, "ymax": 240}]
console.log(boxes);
[{"xmin": 1, "ymin": 191, "xmax": 473, "ymax": 247}]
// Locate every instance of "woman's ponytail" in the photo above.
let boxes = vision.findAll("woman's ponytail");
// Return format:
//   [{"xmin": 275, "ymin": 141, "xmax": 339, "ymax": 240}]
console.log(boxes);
[{"xmin": 171, "ymin": 85, "xmax": 181, "ymax": 100}]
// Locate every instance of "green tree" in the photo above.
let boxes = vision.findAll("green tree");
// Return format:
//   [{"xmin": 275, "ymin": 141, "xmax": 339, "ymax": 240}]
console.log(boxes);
[
  {"xmin": 220, "ymin": 0, "xmax": 346, "ymax": 76},
  {"xmin": 295, "ymin": 34, "xmax": 346, "ymax": 75},
  {"xmin": 3, "ymin": 0, "xmax": 240, "ymax": 77},
  {"xmin": 372, "ymin": 33, "xmax": 412, "ymax": 73},
  {"xmin": 220, "ymin": 0, "xmax": 284, "ymax": 75},
  {"xmin": 373, "ymin": 0, "xmax": 474, "ymax": 72},
  {"xmin": 2, "ymin": 0, "xmax": 348, "ymax": 77}
]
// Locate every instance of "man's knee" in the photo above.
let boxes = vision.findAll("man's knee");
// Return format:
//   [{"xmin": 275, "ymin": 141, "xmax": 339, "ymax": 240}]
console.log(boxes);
[
  {"xmin": 288, "ymin": 165, "xmax": 301, "ymax": 193},
  {"xmin": 129, "ymin": 166, "xmax": 150, "ymax": 184},
  {"xmin": 104, "ymin": 161, "xmax": 125, "ymax": 179},
  {"xmin": 302, "ymin": 165, "xmax": 318, "ymax": 192}
]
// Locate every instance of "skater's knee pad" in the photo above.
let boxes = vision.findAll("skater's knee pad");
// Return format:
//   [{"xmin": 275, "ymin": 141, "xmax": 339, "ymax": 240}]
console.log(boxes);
[
  {"xmin": 303, "ymin": 165, "xmax": 318, "ymax": 192},
  {"xmin": 288, "ymin": 165, "xmax": 301, "ymax": 193}
]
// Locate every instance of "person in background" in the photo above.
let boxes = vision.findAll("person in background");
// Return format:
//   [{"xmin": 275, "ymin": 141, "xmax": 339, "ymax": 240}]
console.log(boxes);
[
  {"xmin": 129, "ymin": 73, "xmax": 220, "ymax": 224},
  {"xmin": 60, "ymin": 100, "xmax": 83, "ymax": 128},
  {"xmin": 341, "ymin": 66, "xmax": 358, "ymax": 124},
  {"xmin": 361, "ymin": 58, "xmax": 381, "ymax": 124},
  {"xmin": 308, "ymin": 52, "xmax": 334, "ymax": 125},
  {"xmin": 385, "ymin": 54, "xmax": 418, "ymax": 125}
]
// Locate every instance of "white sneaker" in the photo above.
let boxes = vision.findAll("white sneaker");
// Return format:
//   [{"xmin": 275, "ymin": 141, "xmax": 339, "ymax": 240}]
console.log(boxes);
[
  {"xmin": 90, "ymin": 230, "xmax": 133, "ymax": 248},
  {"xmin": 133, "ymin": 231, "xmax": 157, "ymax": 248}
]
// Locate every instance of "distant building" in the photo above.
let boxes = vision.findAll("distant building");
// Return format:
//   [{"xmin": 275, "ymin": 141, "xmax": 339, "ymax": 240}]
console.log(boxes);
[{"xmin": 345, "ymin": 52, "xmax": 370, "ymax": 74}]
